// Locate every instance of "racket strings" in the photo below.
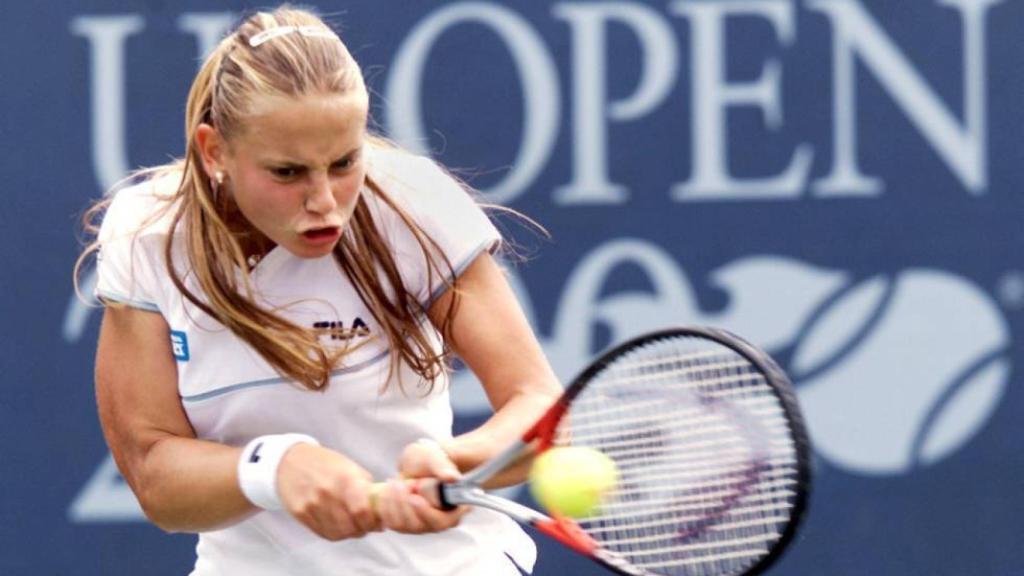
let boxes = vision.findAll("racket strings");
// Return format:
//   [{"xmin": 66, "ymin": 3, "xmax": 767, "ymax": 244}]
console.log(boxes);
[
  {"xmin": 567, "ymin": 394, "xmax": 788, "ymax": 435},
  {"xmin": 600, "ymin": 468, "xmax": 797, "ymax": 502},
  {"xmin": 596, "ymin": 484, "xmax": 798, "ymax": 520},
  {"xmin": 561, "ymin": 336, "xmax": 801, "ymax": 576},
  {"xmin": 601, "ymin": 457, "xmax": 797, "ymax": 492}
]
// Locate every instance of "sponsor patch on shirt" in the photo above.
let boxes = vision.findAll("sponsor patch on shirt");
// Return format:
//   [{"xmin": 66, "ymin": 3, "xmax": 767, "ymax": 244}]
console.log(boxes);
[{"xmin": 170, "ymin": 330, "xmax": 190, "ymax": 361}]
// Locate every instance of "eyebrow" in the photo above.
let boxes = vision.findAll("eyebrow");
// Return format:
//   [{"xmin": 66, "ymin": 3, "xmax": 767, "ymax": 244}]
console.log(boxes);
[{"xmin": 263, "ymin": 146, "xmax": 363, "ymax": 167}]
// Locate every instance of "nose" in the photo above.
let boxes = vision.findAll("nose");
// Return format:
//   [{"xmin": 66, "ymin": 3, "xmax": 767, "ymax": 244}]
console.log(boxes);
[{"xmin": 304, "ymin": 172, "xmax": 337, "ymax": 214}]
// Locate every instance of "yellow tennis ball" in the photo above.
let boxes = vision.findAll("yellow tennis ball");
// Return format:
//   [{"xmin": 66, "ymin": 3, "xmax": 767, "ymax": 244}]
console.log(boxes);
[{"xmin": 529, "ymin": 446, "xmax": 619, "ymax": 518}]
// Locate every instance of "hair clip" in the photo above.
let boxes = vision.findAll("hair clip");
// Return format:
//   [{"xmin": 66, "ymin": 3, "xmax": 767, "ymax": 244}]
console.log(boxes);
[{"xmin": 249, "ymin": 25, "xmax": 339, "ymax": 48}]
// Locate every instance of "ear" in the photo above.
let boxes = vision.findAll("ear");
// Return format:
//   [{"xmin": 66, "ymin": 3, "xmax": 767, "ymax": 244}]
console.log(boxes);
[{"xmin": 195, "ymin": 123, "xmax": 227, "ymax": 178}]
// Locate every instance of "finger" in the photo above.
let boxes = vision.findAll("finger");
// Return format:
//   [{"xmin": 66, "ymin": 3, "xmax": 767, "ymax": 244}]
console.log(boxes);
[
  {"xmin": 309, "ymin": 505, "xmax": 359, "ymax": 541},
  {"xmin": 408, "ymin": 494, "xmax": 468, "ymax": 532},
  {"xmin": 378, "ymin": 480, "xmax": 422, "ymax": 533},
  {"xmin": 409, "ymin": 477, "xmax": 447, "ymax": 509},
  {"xmin": 428, "ymin": 461, "xmax": 461, "ymax": 483},
  {"xmin": 292, "ymin": 509, "xmax": 327, "ymax": 539},
  {"xmin": 399, "ymin": 439, "xmax": 460, "ymax": 480},
  {"xmin": 394, "ymin": 483, "xmax": 429, "ymax": 532},
  {"xmin": 347, "ymin": 485, "xmax": 382, "ymax": 534},
  {"xmin": 374, "ymin": 483, "xmax": 400, "ymax": 528}
]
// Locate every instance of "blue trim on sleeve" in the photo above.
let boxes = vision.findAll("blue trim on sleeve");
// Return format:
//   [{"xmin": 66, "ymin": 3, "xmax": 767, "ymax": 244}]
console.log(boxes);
[
  {"xmin": 180, "ymin": 347, "xmax": 391, "ymax": 403},
  {"xmin": 424, "ymin": 240, "xmax": 497, "ymax": 309},
  {"xmin": 96, "ymin": 289, "xmax": 161, "ymax": 313}
]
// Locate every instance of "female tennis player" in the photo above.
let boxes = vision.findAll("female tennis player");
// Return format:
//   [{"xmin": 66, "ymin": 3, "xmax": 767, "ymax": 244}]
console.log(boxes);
[{"xmin": 76, "ymin": 7, "xmax": 561, "ymax": 575}]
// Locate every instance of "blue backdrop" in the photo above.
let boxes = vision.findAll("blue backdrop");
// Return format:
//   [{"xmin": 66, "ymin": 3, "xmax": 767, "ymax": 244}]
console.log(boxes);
[{"xmin": 3, "ymin": 0, "xmax": 1023, "ymax": 574}]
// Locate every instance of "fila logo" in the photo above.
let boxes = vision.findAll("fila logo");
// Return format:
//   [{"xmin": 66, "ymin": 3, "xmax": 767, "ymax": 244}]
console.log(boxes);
[
  {"xmin": 249, "ymin": 442, "xmax": 263, "ymax": 463},
  {"xmin": 170, "ymin": 330, "xmax": 190, "ymax": 361},
  {"xmin": 313, "ymin": 317, "xmax": 370, "ymax": 341}
]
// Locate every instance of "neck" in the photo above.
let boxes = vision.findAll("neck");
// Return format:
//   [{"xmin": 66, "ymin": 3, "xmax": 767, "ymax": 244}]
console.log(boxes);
[{"xmin": 222, "ymin": 203, "xmax": 275, "ymax": 266}]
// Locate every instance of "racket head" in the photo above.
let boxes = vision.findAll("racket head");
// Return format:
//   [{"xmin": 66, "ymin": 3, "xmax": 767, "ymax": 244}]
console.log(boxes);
[{"xmin": 534, "ymin": 327, "xmax": 812, "ymax": 576}]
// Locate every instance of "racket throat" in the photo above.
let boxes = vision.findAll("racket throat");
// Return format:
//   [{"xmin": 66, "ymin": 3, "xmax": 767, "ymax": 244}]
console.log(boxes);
[
  {"xmin": 533, "ymin": 518, "xmax": 598, "ymax": 556},
  {"xmin": 524, "ymin": 399, "xmax": 570, "ymax": 450},
  {"xmin": 443, "ymin": 484, "xmax": 548, "ymax": 524}
]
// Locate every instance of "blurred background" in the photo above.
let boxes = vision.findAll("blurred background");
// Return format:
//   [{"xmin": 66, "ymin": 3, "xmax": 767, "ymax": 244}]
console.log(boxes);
[{"xmin": 3, "ymin": 0, "xmax": 1023, "ymax": 573}]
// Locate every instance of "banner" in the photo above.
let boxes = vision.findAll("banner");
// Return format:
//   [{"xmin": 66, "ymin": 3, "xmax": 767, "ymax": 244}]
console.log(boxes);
[{"xmin": 2, "ymin": 1, "xmax": 1021, "ymax": 574}]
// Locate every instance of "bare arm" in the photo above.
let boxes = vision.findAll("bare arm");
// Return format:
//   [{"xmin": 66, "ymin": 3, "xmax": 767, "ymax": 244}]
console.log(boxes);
[
  {"xmin": 427, "ymin": 253, "xmax": 563, "ymax": 484},
  {"xmin": 95, "ymin": 305, "xmax": 252, "ymax": 532},
  {"xmin": 97, "ymin": 306, "xmax": 381, "ymax": 539}
]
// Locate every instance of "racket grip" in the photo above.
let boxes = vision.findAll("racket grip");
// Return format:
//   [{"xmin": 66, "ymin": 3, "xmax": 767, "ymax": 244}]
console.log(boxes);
[{"xmin": 369, "ymin": 478, "xmax": 456, "ymax": 512}]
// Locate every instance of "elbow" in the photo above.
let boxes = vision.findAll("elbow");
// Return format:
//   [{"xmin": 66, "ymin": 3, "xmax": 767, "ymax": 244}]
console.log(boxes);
[
  {"xmin": 111, "ymin": 447, "xmax": 190, "ymax": 533},
  {"xmin": 140, "ymin": 500, "xmax": 240, "ymax": 534},
  {"xmin": 135, "ymin": 484, "xmax": 191, "ymax": 534},
  {"xmin": 127, "ymin": 456, "xmax": 202, "ymax": 534},
  {"xmin": 135, "ymin": 478, "xmax": 251, "ymax": 534},
  {"xmin": 144, "ymin": 512, "xmax": 185, "ymax": 534}
]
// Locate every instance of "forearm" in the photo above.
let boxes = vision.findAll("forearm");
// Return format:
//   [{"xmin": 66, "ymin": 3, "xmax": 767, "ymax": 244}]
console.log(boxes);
[
  {"xmin": 126, "ymin": 435, "xmax": 254, "ymax": 533},
  {"xmin": 428, "ymin": 254, "xmax": 563, "ymax": 486},
  {"xmin": 444, "ymin": 387, "xmax": 560, "ymax": 487}
]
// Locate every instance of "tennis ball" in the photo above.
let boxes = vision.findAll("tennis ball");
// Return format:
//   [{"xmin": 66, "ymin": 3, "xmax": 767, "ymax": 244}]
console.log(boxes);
[{"xmin": 529, "ymin": 446, "xmax": 618, "ymax": 518}]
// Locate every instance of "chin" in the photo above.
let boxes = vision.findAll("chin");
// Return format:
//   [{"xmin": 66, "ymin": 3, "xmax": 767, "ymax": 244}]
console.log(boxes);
[{"xmin": 287, "ymin": 241, "xmax": 339, "ymax": 259}]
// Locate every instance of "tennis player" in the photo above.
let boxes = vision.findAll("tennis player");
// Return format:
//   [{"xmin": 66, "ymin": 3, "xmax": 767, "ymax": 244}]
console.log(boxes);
[{"xmin": 77, "ymin": 7, "xmax": 561, "ymax": 575}]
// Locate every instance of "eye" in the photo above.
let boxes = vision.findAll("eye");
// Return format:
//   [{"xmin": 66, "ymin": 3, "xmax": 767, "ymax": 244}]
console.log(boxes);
[
  {"xmin": 331, "ymin": 158, "xmax": 354, "ymax": 172},
  {"xmin": 270, "ymin": 166, "xmax": 303, "ymax": 179},
  {"xmin": 331, "ymin": 150, "xmax": 362, "ymax": 172}
]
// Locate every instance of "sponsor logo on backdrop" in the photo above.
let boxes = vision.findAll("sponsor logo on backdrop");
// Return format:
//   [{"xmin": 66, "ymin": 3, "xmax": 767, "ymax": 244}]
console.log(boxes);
[
  {"xmin": 451, "ymin": 247, "xmax": 1010, "ymax": 477},
  {"xmin": 63, "ymin": 1, "xmax": 1011, "ymax": 521}
]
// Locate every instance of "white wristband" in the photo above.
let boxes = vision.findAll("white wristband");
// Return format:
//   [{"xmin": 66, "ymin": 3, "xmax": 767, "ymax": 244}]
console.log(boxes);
[{"xmin": 238, "ymin": 433, "xmax": 319, "ymax": 510}]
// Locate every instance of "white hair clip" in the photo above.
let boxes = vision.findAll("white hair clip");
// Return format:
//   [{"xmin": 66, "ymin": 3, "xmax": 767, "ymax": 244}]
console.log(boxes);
[{"xmin": 248, "ymin": 25, "xmax": 339, "ymax": 48}]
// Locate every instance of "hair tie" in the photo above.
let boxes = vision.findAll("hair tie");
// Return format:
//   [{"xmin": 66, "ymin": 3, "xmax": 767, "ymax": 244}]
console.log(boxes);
[{"xmin": 249, "ymin": 25, "xmax": 339, "ymax": 48}]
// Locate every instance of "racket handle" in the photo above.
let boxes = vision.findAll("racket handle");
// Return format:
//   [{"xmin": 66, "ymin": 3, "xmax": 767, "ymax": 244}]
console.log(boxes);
[{"xmin": 368, "ymin": 478, "xmax": 456, "ymax": 512}]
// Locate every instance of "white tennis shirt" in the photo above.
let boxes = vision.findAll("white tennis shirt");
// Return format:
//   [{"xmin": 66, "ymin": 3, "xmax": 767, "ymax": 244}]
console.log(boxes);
[{"xmin": 95, "ymin": 148, "xmax": 536, "ymax": 575}]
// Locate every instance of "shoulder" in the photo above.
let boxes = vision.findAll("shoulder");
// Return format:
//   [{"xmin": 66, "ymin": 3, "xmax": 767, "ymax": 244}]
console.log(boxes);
[
  {"xmin": 99, "ymin": 171, "xmax": 182, "ymax": 243},
  {"xmin": 364, "ymin": 146, "xmax": 482, "ymax": 221},
  {"xmin": 366, "ymin": 146, "xmax": 458, "ymax": 198}
]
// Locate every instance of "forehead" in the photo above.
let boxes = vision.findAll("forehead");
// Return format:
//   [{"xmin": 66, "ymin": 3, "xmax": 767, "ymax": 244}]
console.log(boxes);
[{"xmin": 232, "ymin": 92, "xmax": 369, "ymax": 161}]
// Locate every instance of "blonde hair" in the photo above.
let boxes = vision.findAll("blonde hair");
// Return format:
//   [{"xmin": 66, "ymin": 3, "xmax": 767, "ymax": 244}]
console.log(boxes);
[{"xmin": 77, "ymin": 6, "xmax": 462, "ymax": 392}]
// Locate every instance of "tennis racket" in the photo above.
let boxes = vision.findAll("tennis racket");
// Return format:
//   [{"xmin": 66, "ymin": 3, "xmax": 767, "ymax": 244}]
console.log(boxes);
[{"xmin": 397, "ymin": 326, "xmax": 812, "ymax": 576}]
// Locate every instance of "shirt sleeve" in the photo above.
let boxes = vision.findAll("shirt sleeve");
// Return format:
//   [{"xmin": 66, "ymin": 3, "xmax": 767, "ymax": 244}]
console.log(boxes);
[
  {"xmin": 369, "ymin": 151, "xmax": 502, "ymax": 307},
  {"xmin": 94, "ymin": 185, "xmax": 168, "ymax": 313}
]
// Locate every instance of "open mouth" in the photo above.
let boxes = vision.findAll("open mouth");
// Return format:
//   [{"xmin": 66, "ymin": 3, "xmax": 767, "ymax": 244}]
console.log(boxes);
[{"xmin": 301, "ymin": 226, "xmax": 341, "ymax": 242}]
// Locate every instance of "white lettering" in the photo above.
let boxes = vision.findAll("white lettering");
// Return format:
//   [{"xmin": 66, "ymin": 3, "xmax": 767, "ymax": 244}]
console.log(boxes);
[
  {"xmin": 808, "ymin": 0, "xmax": 1001, "ymax": 196},
  {"xmin": 671, "ymin": 0, "xmax": 813, "ymax": 201},
  {"xmin": 385, "ymin": 2, "xmax": 560, "ymax": 204},
  {"xmin": 70, "ymin": 15, "xmax": 145, "ymax": 193},
  {"xmin": 552, "ymin": 3, "xmax": 678, "ymax": 204}
]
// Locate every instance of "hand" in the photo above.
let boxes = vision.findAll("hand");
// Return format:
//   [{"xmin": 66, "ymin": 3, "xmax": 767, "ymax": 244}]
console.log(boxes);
[
  {"xmin": 275, "ymin": 443, "xmax": 382, "ymax": 541},
  {"xmin": 374, "ymin": 439, "xmax": 468, "ymax": 533}
]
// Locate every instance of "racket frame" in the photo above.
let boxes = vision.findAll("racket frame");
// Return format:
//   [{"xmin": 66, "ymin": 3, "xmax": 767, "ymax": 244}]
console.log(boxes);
[{"xmin": 435, "ymin": 326, "xmax": 812, "ymax": 576}]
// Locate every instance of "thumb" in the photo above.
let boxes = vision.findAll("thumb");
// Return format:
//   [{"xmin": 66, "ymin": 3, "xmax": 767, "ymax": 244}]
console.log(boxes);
[
  {"xmin": 406, "ymin": 438, "xmax": 461, "ymax": 481},
  {"xmin": 431, "ymin": 458, "xmax": 461, "ymax": 482}
]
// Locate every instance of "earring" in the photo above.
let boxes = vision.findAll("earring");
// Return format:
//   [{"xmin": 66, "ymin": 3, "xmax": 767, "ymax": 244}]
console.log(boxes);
[{"xmin": 210, "ymin": 171, "xmax": 224, "ymax": 203}]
